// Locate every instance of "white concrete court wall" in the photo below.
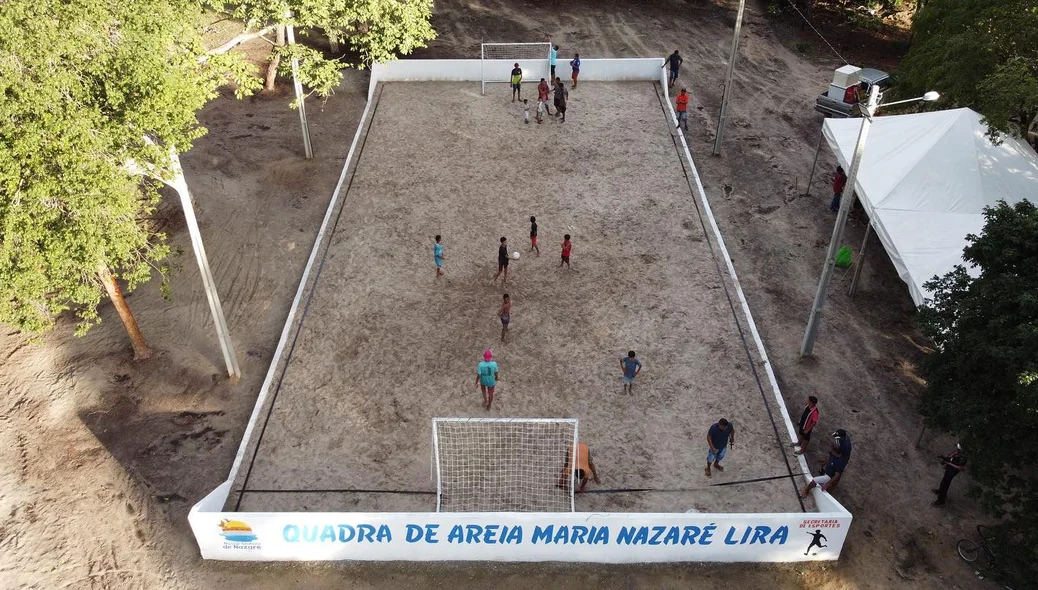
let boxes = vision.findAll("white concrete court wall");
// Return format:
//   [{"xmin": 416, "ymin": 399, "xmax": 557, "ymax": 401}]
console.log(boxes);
[
  {"xmin": 368, "ymin": 58, "xmax": 666, "ymax": 100},
  {"xmin": 188, "ymin": 59, "xmax": 853, "ymax": 563}
]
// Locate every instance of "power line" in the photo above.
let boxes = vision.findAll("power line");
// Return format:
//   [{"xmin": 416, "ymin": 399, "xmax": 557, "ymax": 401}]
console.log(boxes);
[{"xmin": 781, "ymin": 0, "xmax": 849, "ymax": 64}]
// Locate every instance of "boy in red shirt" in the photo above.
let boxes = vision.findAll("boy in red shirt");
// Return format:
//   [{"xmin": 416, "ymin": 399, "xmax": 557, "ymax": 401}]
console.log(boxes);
[
  {"xmin": 675, "ymin": 88, "xmax": 690, "ymax": 131},
  {"xmin": 792, "ymin": 396, "xmax": 819, "ymax": 455},
  {"xmin": 829, "ymin": 166, "xmax": 847, "ymax": 212},
  {"xmin": 559, "ymin": 234, "xmax": 572, "ymax": 268}
]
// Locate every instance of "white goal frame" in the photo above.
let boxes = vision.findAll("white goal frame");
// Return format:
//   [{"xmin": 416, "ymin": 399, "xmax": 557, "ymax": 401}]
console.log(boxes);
[
  {"xmin": 480, "ymin": 42, "xmax": 552, "ymax": 95},
  {"xmin": 432, "ymin": 417, "xmax": 578, "ymax": 513}
]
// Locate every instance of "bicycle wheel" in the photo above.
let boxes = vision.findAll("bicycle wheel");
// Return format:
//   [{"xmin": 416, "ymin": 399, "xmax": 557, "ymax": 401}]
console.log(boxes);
[{"xmin": 957, "ymin": 538, "xmax": 981, "ymax": 563}]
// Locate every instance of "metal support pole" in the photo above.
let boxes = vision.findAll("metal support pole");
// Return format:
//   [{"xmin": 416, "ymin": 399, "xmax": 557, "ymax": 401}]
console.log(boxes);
[
  {"xmin": 848, "ymin": 220, "xmax": 873, "ymax": 295},
  {"xmin": 169, "ymin": 152, "xmax": 242, "ymax": 382},
  {"xmin": 713, "ymin": 0, "xmax": 746, "ymax": 156},
  {"xmin": 804, "ymin": 127, "xmax": 824, "ymax": 196},
  {"xmin": 801, "ymin": 85, "xmax": 880, "ymax": 357},
  {"xmin": 285, "ymin": 22, "xmax": 313, "ymax": 159}
]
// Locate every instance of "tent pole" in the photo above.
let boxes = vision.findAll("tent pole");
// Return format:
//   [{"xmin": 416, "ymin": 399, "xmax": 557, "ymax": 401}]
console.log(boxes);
[
  {"xmin": 804, "ymin": 127, "xmax": 824, "ymax": 196},
  {"xmin": 848, "ymin": 220, "xmax": 872, "ymax": 296}
]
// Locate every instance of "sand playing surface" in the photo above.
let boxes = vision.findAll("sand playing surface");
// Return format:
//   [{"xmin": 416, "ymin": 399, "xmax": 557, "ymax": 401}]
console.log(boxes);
[{"xmin": 230, "ymin": 81, "xmax": 802, "ymax": 515}]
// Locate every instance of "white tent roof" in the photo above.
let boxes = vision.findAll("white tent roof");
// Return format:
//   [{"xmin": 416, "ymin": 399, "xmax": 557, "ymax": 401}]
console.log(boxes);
[{"xmin": 822, "ymin": 108, "xmax": 1038, "ymax": 305}]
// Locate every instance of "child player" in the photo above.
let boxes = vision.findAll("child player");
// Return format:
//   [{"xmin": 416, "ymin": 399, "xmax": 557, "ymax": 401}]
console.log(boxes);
[
  {"xmin": 523, "ymin": 99, "xmax": 530, "ymax": 124},
  {"xmin": 529, "ymin": 216, "xmax": 539, "ymax": 255},
  {"xmin": 434, "ymin": 234, "xmax": 445, "ymax": 277},
  {"xmin": 560, "ymin": 234, "xmax": 572, "ymax": 268}
]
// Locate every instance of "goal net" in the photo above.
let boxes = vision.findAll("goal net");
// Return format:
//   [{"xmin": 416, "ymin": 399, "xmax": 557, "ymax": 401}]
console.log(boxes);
[
  {"xmin": 481, "ymin": 42, "xmax": 551, "ymax": 95},
  {"xmin": 432, "ymin": 418, "xmax": 578, "ymax": 512}
]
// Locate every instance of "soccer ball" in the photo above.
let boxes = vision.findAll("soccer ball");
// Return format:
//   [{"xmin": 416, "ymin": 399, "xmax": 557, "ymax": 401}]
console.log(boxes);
[{"xmin": 512, "ymin": 251, "xmax": 520, "ymax": 260}]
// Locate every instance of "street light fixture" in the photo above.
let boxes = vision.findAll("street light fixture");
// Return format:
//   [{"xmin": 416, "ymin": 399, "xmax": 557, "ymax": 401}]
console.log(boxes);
[{"xmin": 800, "ymin": 86, "xmax": 939, "ymax": 358}]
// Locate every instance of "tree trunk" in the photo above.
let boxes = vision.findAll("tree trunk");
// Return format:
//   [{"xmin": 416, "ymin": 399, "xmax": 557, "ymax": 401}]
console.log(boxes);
[
  {"xmin": 99, "ymin": 264, "xmax": 152, "ymax": 360},
  {"xmin": 264, "ymin": 24, "xmax": 286, "ymax": 92}
]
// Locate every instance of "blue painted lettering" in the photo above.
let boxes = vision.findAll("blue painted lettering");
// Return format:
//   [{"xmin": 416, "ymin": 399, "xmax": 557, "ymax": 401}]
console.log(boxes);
[
  {"xmin": 283, "ymin": 524, "xmax": 300, "ymax": 542},
  {"xmin": 425, "ymin": 524, "xmax": 440, "ymax": 543},
  {"xmin": 553, "ymin": 526, "xmax": 570, "ymax": 544},
  {"xmin": 770, "ymin": 526, "xmax": 788, "ymax": 545},
  {"xmin": 663, "ymin": 526, "xmax": 680, "ymax": 545},
  {"xmin": 406, "ymin": 524, "xmax": 423, "ymax": 543},
  {"xmin": 303, "ymin": 525, "xmax": 319, "ymax": 542},
  {"xmin": 357, "ymin": 524, "xmax": 375, "ymax": 542},
  {"xmin": 532, "ymin": 525, "xmax": 553, "ymax": 544},
  {"xmin": 377, "ymin": 524, "xmax": 391, "ymax": 542},
  {"xmin": 750, "ymin": 526, "xmax": 770, "ymax": 544},
  {"xmin": 648, "ymin": 526, "xmax": 666, "ymax": 545},
  {"xmin": 447, "ymin": 525, "xmax": 464, "ymax": 543},
  {"xmin": 700, "ymin": 524, "xmax": 716, "ymax": 545},
  {"xmin": 617, "ymin": 526, "xmax": 636, "ymax": 545},
  {"xmin": 571, "ymin": 526, "xmax": 588, "ymax": 544},
  {"xmin": 320, "ymin": 525, "xmax": 336, "ymax": 542},
  {"xmin": 591, "ymin": 526, "xmax": 608, "ymax": 544},
  {"xmin": 681, "ymin": 526, "xmax": 700, "ymax": 545},
  {"xmin": 505, "ymin": 525, "xmax": 523, "ymax": 544},
  {"xmin": 338, "ymin": 525, "xmax": 356, "ymax": 542},
  {"xmin": 465, "ymin": 525, "xmax": 481, "ymax": 543},
  {"xmin": 483, "ymin": 525, "xmax": 500, "ymax": 544}
]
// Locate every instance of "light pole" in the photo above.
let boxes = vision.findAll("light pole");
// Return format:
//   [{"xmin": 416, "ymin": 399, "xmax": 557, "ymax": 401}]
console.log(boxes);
[
  {"xmin": 800, "ymin": 89, "xmax": 939, "ymax": 357},
  {"xmin": 713, "ymin": 0, "xmax": 746, "ymax": 156}
]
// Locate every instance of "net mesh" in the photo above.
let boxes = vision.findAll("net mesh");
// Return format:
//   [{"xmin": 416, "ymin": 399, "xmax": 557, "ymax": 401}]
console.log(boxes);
[
  {"xmin": 433, "ymin": 418, "xmax": 577, "ymax": 512},
  {"xmin": 481, "ymin": 42, "xmax": 551, "ymax": 61}
]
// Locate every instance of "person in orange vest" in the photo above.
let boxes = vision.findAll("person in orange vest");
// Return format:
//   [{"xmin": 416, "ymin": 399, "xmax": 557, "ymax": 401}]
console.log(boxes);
[
  {"xmin": 675, "ymin": 87, "xmax": 690, "ymax": 132},
  {"xmin": 557, "ymin": 442, "xmax": 600, "ymax": 492}
]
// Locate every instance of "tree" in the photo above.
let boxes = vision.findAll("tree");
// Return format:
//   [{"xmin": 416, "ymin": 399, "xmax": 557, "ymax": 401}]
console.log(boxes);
[
  {"xmin": 897, "ymin": 0, "xmax": 1038, "ymax": 138},
  {"xmin": 0, "ymin": 1, "xmax": 256, "ymax": 358},
  {"xmin": 917, "ymin": 201, "xmax": 1038, "ymax": 584},
  {"xmin": 215, "ymin": 0, "xmax": 436, "ymax": 98}
]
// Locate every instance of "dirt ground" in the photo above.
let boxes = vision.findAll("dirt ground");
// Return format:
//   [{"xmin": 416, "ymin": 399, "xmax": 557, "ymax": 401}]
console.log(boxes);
[
  {"xmin": 0, "ymin": 0, "xmax": 990, "ymax": 588},
  {"xmin": 230, "ymin": 81, "xmax": 801, "ymax": 516}
]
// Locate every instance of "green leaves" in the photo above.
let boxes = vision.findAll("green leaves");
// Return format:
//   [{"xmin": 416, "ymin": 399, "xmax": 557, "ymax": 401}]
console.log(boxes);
[
  {"xmin": 898, "ymin": 0, "xmax": 1038, "ymax": 138},
  {"xmin": 918, "ymin": 201, "xmax": 1038, "ymax": 583},
  {"xmin": 0, "ymin": 1, "xmax": 235, "ymax": 336}
]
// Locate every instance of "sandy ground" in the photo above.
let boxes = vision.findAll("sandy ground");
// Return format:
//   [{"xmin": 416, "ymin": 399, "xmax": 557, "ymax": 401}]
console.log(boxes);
[
  {"xmin": 231, "ymin": 81, "xmax": 801, "ymax": 516},
  {"xmin": 0, "ymin": 0, "xmax": 991, "ymax": 588}
]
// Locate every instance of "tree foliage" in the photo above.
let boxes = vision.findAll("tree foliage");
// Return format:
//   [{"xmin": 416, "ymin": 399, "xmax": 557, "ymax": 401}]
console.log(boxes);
[
  {"xmin": 897, "ymin": 0, "xmax": 1038, "ymax": 137},
  {"xmin": 0, "ymin": 0, "xmax": 254, "ymax": 338},
  {"xmin": 214, "ymin": 0, "xmax": 436, "ymax": 97},
  {"xmin": 917, "ymin": 201, "xmax": 1038, "ymax": 583}
]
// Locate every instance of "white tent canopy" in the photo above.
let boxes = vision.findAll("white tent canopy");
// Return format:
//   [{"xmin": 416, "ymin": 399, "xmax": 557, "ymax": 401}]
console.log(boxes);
[{"xmin": 822, "ymin": 108, "xmax": 1038, "ymax": 305}]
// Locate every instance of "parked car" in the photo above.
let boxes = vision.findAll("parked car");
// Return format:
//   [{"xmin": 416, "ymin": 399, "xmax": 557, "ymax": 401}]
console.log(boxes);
[{"xmin": 815, "ymin": 68, "xmax": 891, "ymax": 118}]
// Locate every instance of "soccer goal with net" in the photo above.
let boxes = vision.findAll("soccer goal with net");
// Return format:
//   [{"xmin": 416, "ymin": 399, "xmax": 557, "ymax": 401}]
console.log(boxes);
[
  {"xmin": 432, "ymin": 417, "xmax": 578, "ymax": 512},
  {"xmin": 480, "ymin": 42, "xmax": 552, "ymax": 95}
]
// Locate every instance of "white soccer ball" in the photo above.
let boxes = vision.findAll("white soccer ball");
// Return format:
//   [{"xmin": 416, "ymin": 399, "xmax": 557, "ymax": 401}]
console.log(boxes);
[{"xmin": 512, "ymin": 251, "xmax": 520, "ymax": 260}]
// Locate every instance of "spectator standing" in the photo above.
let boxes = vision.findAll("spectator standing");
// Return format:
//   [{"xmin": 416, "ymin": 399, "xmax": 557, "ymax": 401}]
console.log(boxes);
[
  {"xmin": 932, "ymin": 443, "xmax": 966, "ymax": 506},
  {"xmin": 663, "ymin": 50, "xmax": 683, "ymax": 88},
  {"xmin": 537, "ymin": 78, "xmax": 552, "ymax": 118},
  {"xmin": 569, "ymin": 53, "xmax": 581, "ymax": 88},
  {"xmin": 559, "ymin": 233, "xmax": 572, "ymax": 267},
  {"xmin": 510, "ymin": 63, "xmax": 523, "ymax": 102},
  {"xmin": 499, "ymin": 293, "xmax": 511, "ymax": 342},
  {"xmin": 554, "ymin": 78, "xmax": 568, "ymax": 122},
  {"xmin": 829, "ymin": 166, "xmax": 847, "ymax": 211},
  {"xmin": 706, "ymin": 419, "xmax": 735, "ymax": 476},
  {"xmin": 675, "ymin": 87, "xmax": 690, "ymax": 131},
  {"xmin": 792, "ymin": 396, "xmax": 819, "ymax": 455},
  {"xmin": 550, "ymin": 43, "xmax": 559, "ymax": 81},
  {"xmin": 529, "ymin": 216, "xmax": 539, "ymax": 255}
]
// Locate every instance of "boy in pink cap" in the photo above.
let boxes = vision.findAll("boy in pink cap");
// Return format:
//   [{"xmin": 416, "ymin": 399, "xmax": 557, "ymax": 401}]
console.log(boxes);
[{"xmin": 476, "ymin": 350, "xmax": 500, "ymax": 410}]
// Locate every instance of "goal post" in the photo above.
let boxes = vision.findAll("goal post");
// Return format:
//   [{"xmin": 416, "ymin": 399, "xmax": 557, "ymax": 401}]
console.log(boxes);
[
  {"xmin": 480, "ymin": 42, "xmax": 552, "ymax": 95},
  {"xmin": 432, "ymin": 417, "xmax": 578, "ymax": 512}
]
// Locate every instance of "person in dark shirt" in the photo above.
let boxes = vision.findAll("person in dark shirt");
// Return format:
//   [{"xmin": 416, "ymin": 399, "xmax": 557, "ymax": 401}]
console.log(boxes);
[
  {"xmin": 800, "ymin": 441, "xmax": 847, "ymax": 497},
  {"xmin": 705, "ymin": 418, "xmax": 735, "ymax": 477},
  {"xmin": 492, "ymin": 236, "xmax": 510, "ymax": 283},
  {"xmin": 529, "ymin": 216, "xmax": 539, "ymax": 256},
  {"xmin": 829, "ymin": 166, "xmax": 847, "ymax": 212},
  {"xmin": 932, "ymin": 443, "xmax": 966, "ymax": 506},
  {"xmin": 662, "ymin": 50, "xmax": 683, "ymax": 88},
  {"xmin": 792, "ymin": 396, "xmax": 819, "ymax": 455}
]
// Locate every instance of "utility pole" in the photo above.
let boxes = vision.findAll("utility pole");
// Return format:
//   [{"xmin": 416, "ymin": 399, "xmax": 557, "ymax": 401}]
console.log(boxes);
[
  {"xmin": 800, "ymin": 85, "xmax": 880, "ymax": 357},
  {"xmin": 713, "ymin": 0, "xmax": 746, "ymax": 156},
  {"xmin": 285, "ymin": 14, "xmax": 313, "ymax": 159}
]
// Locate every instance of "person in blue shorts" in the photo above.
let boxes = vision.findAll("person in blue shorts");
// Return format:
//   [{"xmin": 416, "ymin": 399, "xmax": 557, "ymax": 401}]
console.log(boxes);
[
  {"xmin": 619, "ymin": 350, "xmax": 642, "ymax": 395},
  {"xmin": 510, "ymin": 63, "xmax": 523, "ymax": 102},
  {"xmin": 476, "ymin": 349, "xmax": 500, "ymax": 410},
  {"xmin": 433, "ymin": 234, "xmax": 445, "ymax": 278},
  {"xmin": 706, "ymin": 418, "xmax": 735, "ymax": 477}
]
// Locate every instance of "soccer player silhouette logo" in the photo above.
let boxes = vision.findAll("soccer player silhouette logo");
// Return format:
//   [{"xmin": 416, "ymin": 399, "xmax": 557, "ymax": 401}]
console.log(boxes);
[{"xmin": 805, "ymin": 529, "xmax": 828, "ymax": 555}]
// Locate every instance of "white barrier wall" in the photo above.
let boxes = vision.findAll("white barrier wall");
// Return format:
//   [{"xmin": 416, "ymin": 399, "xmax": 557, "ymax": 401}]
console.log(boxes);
[
  {"xmin": 191, "ymin": 58, "xmax": 853, "ymax": 563},
  {"xmin": 369, "ymin": 58, "xmax": 666, "ymax": 101},
  {"xmin": 191, "ymin": 483, "xmax": 850, "ymax": 562}
]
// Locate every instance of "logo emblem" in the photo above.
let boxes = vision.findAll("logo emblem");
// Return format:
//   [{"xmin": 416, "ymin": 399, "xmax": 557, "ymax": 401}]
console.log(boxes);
[{"xmin": 219, "ymin": 519, "xmax": 259, "ymax": 543}]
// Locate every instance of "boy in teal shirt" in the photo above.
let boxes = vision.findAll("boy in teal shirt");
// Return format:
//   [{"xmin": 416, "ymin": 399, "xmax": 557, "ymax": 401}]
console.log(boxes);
[{"xmin": 476, "ymin": 350, "xmax": 500, "ymax": 410}]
